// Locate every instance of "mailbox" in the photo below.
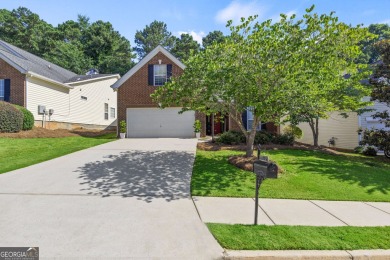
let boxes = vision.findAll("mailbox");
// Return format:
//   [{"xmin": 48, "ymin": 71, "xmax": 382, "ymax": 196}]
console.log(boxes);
[{"xmin": 253, "ymin": 160, "xmax": 278, "ymax": 179}]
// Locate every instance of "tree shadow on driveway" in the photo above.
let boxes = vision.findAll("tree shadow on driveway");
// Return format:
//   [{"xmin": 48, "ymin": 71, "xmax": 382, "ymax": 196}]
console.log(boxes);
[{"xmin": 75, "ymin": 150, "xmax": 194, "ymax": 202}]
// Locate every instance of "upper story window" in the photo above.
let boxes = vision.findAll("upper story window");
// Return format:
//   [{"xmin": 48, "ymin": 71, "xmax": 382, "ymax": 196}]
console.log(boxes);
[
  {"xmin": 154, "ymin": 64, "xmax": 167, "ymax": 86},
  {"xmin": 148, "ymin": 64, "xmax": 172, "ymax": 86},
  {"xmin": 0, "ymin": 80, "xmax": 4, "ymax": 101}
]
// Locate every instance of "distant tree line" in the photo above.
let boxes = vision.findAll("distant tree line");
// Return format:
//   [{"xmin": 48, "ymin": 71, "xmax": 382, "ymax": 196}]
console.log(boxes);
[{"xmin": 0, "ymin": 7, "xmax": 227, "ymax": 75}]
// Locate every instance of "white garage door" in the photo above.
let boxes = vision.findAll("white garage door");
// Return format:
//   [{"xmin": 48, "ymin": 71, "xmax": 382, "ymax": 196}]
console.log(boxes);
[{"xmin": 126, "ymin": 108, "xmax": 195, "ymax": 138}]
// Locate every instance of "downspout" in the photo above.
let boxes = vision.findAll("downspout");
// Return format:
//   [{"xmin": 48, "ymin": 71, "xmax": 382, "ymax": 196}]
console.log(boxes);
[
  {"xmin": 24, "ymin": 76, "xmax": 28, "ymax": 109},
  {"xmin": 358, "ymin": 114, "xmax": 362, "ymax": 143}
]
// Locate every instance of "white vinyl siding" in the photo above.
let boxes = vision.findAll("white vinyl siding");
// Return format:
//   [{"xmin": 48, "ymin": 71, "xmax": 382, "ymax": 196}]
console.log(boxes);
[
  {"xmin": 359, "ymin": 97, "xmax": 390, "ymax": 131},
  {"xmin": 281, "ymin": 112, "xmax": 359, "ymax": 149},
  {"xmin": 27, "ymin": 76, "xmax": 117, "ymax": 126}
]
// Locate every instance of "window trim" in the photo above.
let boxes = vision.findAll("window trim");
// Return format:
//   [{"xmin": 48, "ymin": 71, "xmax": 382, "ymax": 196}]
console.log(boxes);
[
  {"xmin": 104, "ymin": 103, "xmax": 109, "ymax": 120},
  {"xmin": 110, "ymin": 107, "xmax": 115, "ymax": 118},
  {"xmin": 153, "ymin": 64, "xmax": 167, "ymax": 86}
]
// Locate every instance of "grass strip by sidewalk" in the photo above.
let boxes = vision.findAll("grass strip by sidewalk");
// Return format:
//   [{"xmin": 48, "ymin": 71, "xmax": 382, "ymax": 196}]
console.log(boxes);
[
  {"xmin": 192, "ymin": 150, "xmax": 390, "ymax": 202},
  {"xmin": 207, "ymin": 223, "xmax": 390, "ymax": 250},
  {"xmin": 0, "ymin": 133, "xmax": 116, "ymax": 174}
]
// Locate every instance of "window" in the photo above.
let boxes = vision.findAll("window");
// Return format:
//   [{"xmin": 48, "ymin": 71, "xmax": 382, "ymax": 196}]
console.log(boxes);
[
  {"xmin": 110, "ymin": 107, "xmax": 115, "ymax": 118},
  {"xmin": 246, "ymin": 108, "xmax": 262, "ymax": 131},
  {"xmin": 81, "ymin": 96, "xmax": 87, "ymax": 101},
  {"xmin": 104, "ymin": 103, "xmax": 108, "ymax": 120},
  {"xmin": 154, "ymin": 64, "xmax": 167, "ymax": 86},
  {"xmin": 0, "ymin": 80, "xmax": 4, "ymax": 101}
]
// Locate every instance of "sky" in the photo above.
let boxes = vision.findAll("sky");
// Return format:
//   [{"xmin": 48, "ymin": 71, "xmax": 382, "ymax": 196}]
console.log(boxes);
[{"xmin": 2, "ymin": 0, "xmax": 390, "ymax": 46}]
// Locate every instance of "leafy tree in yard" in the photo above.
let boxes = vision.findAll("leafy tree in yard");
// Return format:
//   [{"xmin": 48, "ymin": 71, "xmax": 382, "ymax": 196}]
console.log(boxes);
[
  {"xmin": 285, "ymin": 8, "xmax": 372, "ymax": 147},
  {"xmin": 171, "ymin": 33, "xmax": 200, "ymax": 61},
  {"xmin": 202, "ymin": 30, "xmax": 226, "ymax": 49},
  {"xmin": 360, "ymin": 40, "xmax": 390, "ymax": 158},
  {"xmin": 153, "ymin": 6, "xmax": 372, "ymax": 156},
  {"xmin": 134, "ymin": 20, "xmax": 176, "ymax": 59}
]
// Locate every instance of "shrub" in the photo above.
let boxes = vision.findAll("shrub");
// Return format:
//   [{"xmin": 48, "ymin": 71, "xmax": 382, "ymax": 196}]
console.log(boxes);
[
  {"xmin": 272, "ymin": 133, "xmax": 295, "ymax": 145},
  {"xmin": 216, "ymin": 130, "xmax": 246, "ymax": 144},
  {"xmin": 354, "ymin": 146, "xmax": 364, "ymax": 154},
  {"xmin": 119, "ymin": 120, "xmax": 126, "ymax": 133},
  {"xmin": 283, "ymin": 125, "xmax": 303, "ymax": 139},
  {"xmin": 0, "ymin": 101, "xmax": 23, "ymax": 133},
  {"xmin": 229, "ymin": 130, "xmax": 246, "ymax": 143},
  {"xmin": 14, "ymin": 105, "xmax": 34, "ymax": 130},
  {"xmin": 193, "ymin": 120, "xmax": 202, "ymax": 133},
  {"xmin": 254, "ymin": 131, "xmax": 273, "ymax": 144},
  {"xmin": 216, "ymin": 131, "xmax": 238, "ymax": 144},
  {"xmin": 363, "ymin": 146, "xmax": 377, "ymax": 156}
]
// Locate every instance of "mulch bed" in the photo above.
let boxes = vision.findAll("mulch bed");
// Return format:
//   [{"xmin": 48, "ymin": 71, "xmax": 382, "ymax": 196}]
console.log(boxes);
[
  {"xmin": 198, "ymin": 141, "xmax": 351, "ymax": 172},
  {"xmin": 0, "ymin": 127, "xmax": 115, "ymax": 138},
  {"xmin": 197, "ymin": 141, "xmax": 343, "ymax": 155},
  {"xmin": 228, "ymin": 155, "xmax": 284, "ymax": 173}
]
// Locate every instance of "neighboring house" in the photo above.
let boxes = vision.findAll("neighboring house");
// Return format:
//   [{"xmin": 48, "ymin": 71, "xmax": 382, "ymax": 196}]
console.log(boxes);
[
  {"xmin": 358, "ymin": 97, "xmax": 390, "ymax": 140},
  {"xmin": 0, "ymin": 40, "xmax": 119, "ymax": 130},
  {"xmin": 280, "ymin": 112, "xmax": 360, "ymax": 150},
  {"xmin": 280, "ymin": 97, "xmax": 390, "ymax": 150},
  {"xmin": 112, "ymin": 45, "xmax": 278, "ymax": 138}
]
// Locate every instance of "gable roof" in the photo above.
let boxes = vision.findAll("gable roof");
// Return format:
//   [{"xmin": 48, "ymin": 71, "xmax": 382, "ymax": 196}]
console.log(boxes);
[
  {"xmin": 111, "ymin": 45, "xmax": 185, "ymax": 89},
  {"xmin": 0, "ymin": 40, "xmax": 119, "ymax": 88},
  {"xmin": 0, "ymin": 40, "xmax": 77, "ymax": 83}
]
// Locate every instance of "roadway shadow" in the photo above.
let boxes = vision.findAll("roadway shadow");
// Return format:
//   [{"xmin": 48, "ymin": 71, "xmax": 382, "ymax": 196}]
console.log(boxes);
[{"xmin": 75, "ymin": 150, "xmax": 194, "ymax": 202}]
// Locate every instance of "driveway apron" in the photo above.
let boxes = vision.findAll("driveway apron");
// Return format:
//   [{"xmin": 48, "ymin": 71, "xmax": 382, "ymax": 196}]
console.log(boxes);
[{"xmin": 0, "ymin": 138, "xmax": 223, "ymax": 259}]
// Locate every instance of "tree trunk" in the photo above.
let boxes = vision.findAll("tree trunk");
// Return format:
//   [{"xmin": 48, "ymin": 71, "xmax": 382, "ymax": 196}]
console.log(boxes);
[
  {"xmin": 245, "ymin": 117, "xmax": 259, "ymax": 157},
  {"xmin": 245, "ymin": 128, "xmax": 256, "ymax": 157},
  {"xmin": 211, "ymin": 113, "xmax": 215, "ymax": 142},
  {"xmin": 308, "ymin": 118, "xmax": 319, "ymax": 147}
]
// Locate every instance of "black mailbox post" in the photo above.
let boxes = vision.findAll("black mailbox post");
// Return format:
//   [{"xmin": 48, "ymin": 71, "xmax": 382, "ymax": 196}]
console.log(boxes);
[{"xmin": 253, "ymin": 158, "xmax": 278, "ymax": 225}]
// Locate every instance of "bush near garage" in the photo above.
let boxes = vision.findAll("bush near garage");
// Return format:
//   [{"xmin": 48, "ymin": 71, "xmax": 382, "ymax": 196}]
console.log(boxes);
[
  {"xmin": 0, "ymin": 101, "xmax": 23, "ymax": 133},
  {"xmin": 216, "ymin": 130, "xmax": 294, "ymax": 146},
  {"xmin": 14, "ymin": 105, "xmax": 34, "ymax": 130}
]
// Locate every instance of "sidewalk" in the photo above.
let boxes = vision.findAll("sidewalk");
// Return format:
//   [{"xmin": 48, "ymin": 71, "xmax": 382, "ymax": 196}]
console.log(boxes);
[{"xmin": 193, "ymin": 197, "xmax": 390, "ymax": 226}]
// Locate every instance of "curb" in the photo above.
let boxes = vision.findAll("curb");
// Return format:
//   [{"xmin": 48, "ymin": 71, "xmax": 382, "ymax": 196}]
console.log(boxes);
[{"xmin": 223, "ymin": 250, "xmax": 390, "ymax": 259}]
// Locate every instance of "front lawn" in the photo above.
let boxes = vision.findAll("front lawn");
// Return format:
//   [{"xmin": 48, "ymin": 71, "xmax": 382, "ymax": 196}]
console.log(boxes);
[
  {"xmin": 191, "ymin": 149, "xmax": 390, "ymax": 201},
  {"xmin": 0, "ymin": 133, "xmax": 116, "ymax": 174},
  {"xmin": 207, "ymin": 224, "xmax": 390, "ymax": 250}
]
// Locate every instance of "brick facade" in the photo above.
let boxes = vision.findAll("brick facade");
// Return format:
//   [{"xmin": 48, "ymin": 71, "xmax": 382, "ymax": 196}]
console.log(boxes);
[
  {"xmin": 117, "ymin": 51, "xmax": 207, "ymax": 136},
  {"xmin": 118, "ymin": 52, "xmax": 180, "ymax": 123},
  {"xmin": 0, "ymin": 59, "xmax": 25, "ymax": 106}
]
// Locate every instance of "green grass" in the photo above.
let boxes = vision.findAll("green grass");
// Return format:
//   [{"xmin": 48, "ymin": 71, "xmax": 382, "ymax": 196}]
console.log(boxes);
[
  {"xmin": 0, "ymin": 133, "xmax": 116, "ymax": 174},
  {"xmin": 207, "ymin": 224, "xmax": 390, "ymax": 250},
  {"xmin": 191, "ymin": 149, "xmax": 390, "ymax": 201}
]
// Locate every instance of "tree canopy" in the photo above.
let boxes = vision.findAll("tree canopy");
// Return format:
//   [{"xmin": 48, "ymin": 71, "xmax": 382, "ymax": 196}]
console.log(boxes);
[
  {"xmin": 171, "ymin": 33, "xmax": 200, "ymax": 61},
  {"xmin": 152, "ymin": 6, "xmax": 372, "ymax": 156},
  {"xmin": 360, "ymin": 39, "xmax": 390, "ymax": 157},
  {"xmin": 0, "ymin": 8, "xmax": 134, "ymax": 75},
  {"xmin": 202, "ymin": 30, "xmax": 226, "ymax": 49},
  {"xmin": 357, "ymin": 23, "xmax": 390, "ymax": 64},
  {"xmin": 133, "ymin": 20, "xmax": 176, "ymax": 60}
]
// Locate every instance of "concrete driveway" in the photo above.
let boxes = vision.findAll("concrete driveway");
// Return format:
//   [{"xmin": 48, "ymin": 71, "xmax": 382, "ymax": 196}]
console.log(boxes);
[{"xmin": 0, "ymin": 138, "xmax": 223, "ymax": 259}]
